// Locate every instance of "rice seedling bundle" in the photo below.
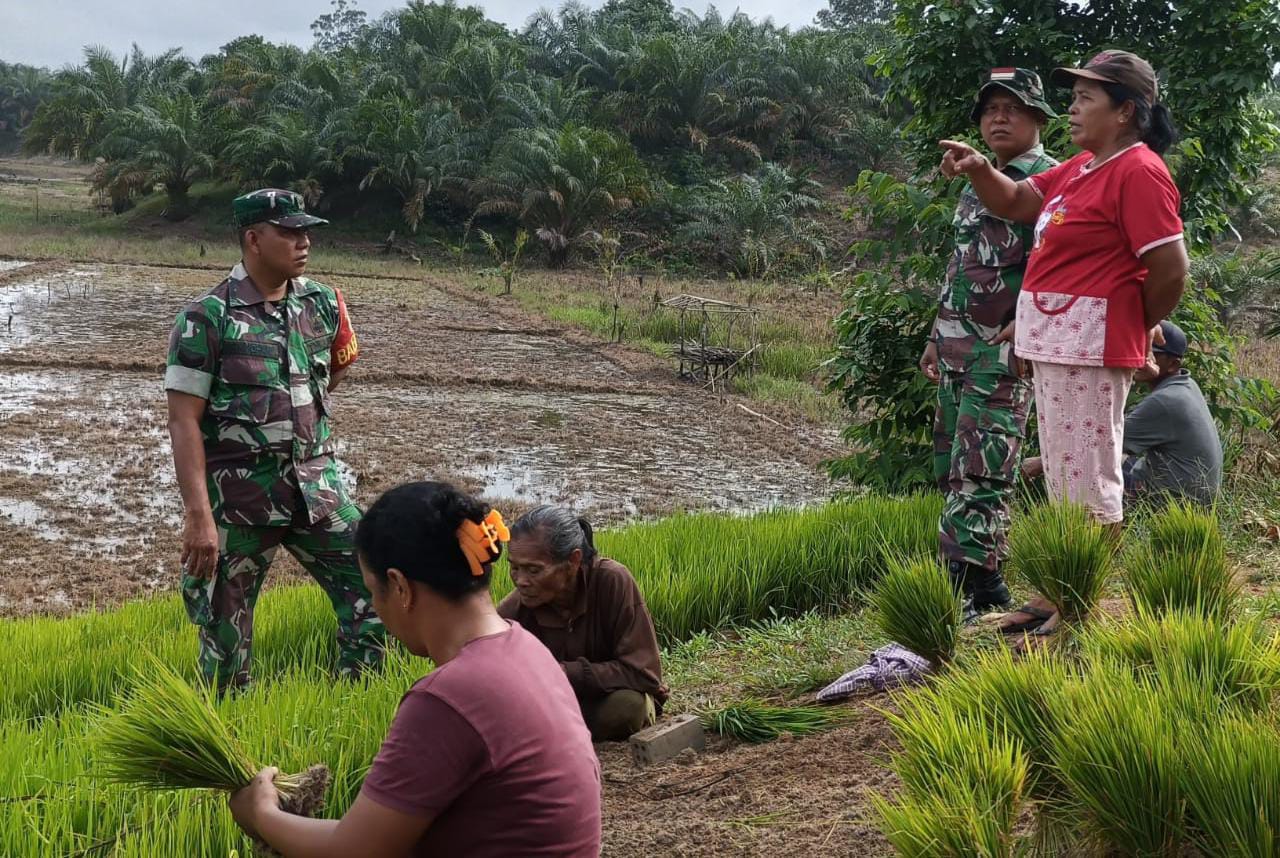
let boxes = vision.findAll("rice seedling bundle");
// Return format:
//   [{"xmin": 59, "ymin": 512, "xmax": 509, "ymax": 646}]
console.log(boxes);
[
  {"xmin": 1125, "ymin": 502, "xmax": 1238, "ymax": 621},
  {"xmin": 1083, "ymin": 611, "xmax": 1280, "ymax": 714},
  {"xmin": 1007, "ymin": 502, "xmax": 1112, "ymax": 629},
  {"xmin": 1181, "ymin": 716, "xmax": 1280, "ymax": 858},
  {"xmin": 700, "ymin": 699, "xmax": 848, "ymax": 743},
  {"xmin": 871, "ymin": 555, "xmax": 960, "ymax": 668},
  {"xmin": 97, "ymin": 663, "xmax": 330, "ymax": 820},
  {"xmin": 1047, "ymin": 662, "xmax": 1188, "ymax": 857},
  {"xmin": 874, "ymin": 705, "xmax": 1027, "ymax": 858}
]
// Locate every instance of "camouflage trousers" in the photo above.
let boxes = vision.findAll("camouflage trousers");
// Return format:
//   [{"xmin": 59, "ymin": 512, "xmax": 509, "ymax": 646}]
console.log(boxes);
[
  {"xmin": 932, "ymin": 369, "xmax": 1032, "ymax": 572},
  {"xmin": 181, "ymin": 501, "xmax": 384, "ymax": 692}
]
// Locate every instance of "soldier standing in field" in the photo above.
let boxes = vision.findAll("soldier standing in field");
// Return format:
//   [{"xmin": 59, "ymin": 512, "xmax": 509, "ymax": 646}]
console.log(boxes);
[
  {"xmin": 918, "ymin": 69, "xmax": 1058, "ymax": 620},
  {"xmin": 164, "ymin": 188, "xmax": 382, "ymax": 692}
]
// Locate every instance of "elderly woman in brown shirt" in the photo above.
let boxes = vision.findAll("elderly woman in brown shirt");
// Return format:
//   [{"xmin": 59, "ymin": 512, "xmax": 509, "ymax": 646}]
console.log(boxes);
[{"xmin": 498, "ymin": 506, "xmax": 668, "ymax": 741}]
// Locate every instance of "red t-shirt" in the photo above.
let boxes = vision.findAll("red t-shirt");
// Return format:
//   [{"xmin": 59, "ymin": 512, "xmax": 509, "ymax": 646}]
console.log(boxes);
[
  {"xmin": 361, "ymin": 622, "xmax": 602, "ymax": 857},
  {"xmin": 1015, "ymin": 143, "xmax": 1183, "ymax": 368}
]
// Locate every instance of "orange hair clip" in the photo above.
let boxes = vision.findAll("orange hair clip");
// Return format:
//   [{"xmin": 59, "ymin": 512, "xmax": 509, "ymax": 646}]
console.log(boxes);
[{"xmin": 457, "ymin": 509, "xmax": 510, "ymax": 577}]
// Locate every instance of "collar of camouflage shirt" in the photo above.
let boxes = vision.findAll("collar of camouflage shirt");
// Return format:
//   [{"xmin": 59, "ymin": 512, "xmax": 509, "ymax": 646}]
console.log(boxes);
[
  {"xmin": 1001, "ymin": 143, "xmax": 1048, "ymax": 175},
  {"xmin": 226, "ymin": 262, "xmax": 321, "ymax": 306}
]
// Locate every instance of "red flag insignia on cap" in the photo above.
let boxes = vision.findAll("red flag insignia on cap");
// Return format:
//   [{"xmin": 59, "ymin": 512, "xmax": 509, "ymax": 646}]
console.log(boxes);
[{"xmin": 989, "ymin": 68, "xmax": 1016, "ymax": 80}]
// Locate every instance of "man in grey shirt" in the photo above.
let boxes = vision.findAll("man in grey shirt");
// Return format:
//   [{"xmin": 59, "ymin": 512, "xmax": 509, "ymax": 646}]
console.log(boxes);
[
  {"xmin": 1021, "ymin": 321, "xmax": 1222, "ymax": 506},
  {"xmin": 1121, "ymin": 320, "xmax": 1222, "ymax": 506}
]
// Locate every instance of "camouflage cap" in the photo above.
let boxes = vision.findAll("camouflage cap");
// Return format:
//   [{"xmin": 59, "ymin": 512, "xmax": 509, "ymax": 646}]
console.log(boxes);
[
  {"xmin": 970, "ymin": 67, "xmax": 1059, "ymax": 123},
  {"xmin": 233, "ymin": 188, "xmax": 328, "ymax": 230},
  {"xmin": 1052, "ymin": 50, "xmax": 1158, "ymax": 106}
]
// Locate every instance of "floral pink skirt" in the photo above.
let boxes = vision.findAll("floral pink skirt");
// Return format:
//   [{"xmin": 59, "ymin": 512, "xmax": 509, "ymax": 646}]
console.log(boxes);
[{"xmin": 1032, "ymin": 362, "xmax": 1133, "ymax": 524}]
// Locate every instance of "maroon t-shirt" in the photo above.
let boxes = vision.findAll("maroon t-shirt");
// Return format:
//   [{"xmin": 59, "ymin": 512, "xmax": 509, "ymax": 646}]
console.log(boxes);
[{"xmin": 361, "ymin": 622, "xmax": 602, "ymax": 857}]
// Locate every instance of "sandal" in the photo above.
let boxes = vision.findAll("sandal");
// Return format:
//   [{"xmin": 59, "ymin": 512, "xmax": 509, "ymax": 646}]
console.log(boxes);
[{"xmin": 998, "ymin": 604, "xmax": 1054, "ymax": 635}]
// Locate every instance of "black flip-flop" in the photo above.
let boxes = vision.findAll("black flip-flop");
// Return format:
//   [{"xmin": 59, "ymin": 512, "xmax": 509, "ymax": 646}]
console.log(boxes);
[{"xmin": 999, "ymin": 604, "xmax": 1054, "ymax": 635}]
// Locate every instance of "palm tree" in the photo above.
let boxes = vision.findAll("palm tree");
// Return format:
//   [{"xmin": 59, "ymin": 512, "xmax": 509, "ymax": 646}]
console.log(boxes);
[
  {"xmin": 24, "ymin": 44, "xmax": 191, "ymax": 158},
  {"xmin": 474, "ymin": 124, "xmax": 648, "ymax": 267},
  {"xmin": 354, "ymin": 95, "xmax": 476, "ymax": 231},
  {"xmin": 0, "ymin": 63, "xmax": 51, "ymax": 150},
  {"xmin": 677, "ymin": 163, "xmax": 826, "ymax": 278},
  {"xmin": 93, "ymin": 89, "xmax": 214, "ymax": 220},
  {"xmin": 223, "ymin": 111, "xmax": 339, "ymax": 207}
]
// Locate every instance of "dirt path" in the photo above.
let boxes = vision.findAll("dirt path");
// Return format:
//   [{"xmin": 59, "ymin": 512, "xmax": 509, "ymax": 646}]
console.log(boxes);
[{"xmin": 0, "ymin": 260, "xmax": 837, "ymax": 616}]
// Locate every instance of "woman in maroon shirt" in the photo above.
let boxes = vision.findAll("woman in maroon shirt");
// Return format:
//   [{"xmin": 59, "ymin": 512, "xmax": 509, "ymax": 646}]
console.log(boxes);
[
  {"xmin": 229, "ymin": 482, "xmax": 602, "ymax": 857},
  {"xmin": 938, "ymin": 50, "xmax": 1189, "ymax": 642}
]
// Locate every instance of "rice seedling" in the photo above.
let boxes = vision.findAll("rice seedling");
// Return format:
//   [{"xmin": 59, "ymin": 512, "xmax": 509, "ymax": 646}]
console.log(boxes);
[
  {"xmin": 874, "ymin": 705, "xmax": 1027, "ymax": 858},
  {"xmin": 97, "ymin": 661, "xmax": 330, "ymax": 818},
  {"xmin": 871, "ymin": 555, "xmax": 960, "ymax": 668},
  {"xmin": 1047, "ymin": 662, "xmax": 1189, "ymax": 857},
  {"xmin": 1007, "ymin": 502, "xmax": 1113, "ymax": 630},
  {"xmin": 700, "ymin": 699, "xmax": 848, "ymax": 743},
  {"xmin": 1083, "ymin": 610, "xmax": 1280, "ymax": 714},
  {"xmin": 1181, "ymin": 716, "xmax": 1280, "ymax": 857},
  {"xmin": 1124, "ymin": 503, "xmax": 1239, "ymax": 621}
]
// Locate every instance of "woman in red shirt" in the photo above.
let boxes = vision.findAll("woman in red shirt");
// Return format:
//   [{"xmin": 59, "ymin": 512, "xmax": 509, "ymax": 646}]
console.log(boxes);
[
  {"xmin": 938, "ymin": 50, "xmax": 1189, "ymax": 640},
  {"xmin": 229, "ymin": 481, "xmax": 603, "ymax": 857}
]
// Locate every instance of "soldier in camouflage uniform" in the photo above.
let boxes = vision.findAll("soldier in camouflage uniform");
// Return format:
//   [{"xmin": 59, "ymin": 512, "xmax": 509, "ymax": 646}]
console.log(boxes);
[
  {"xmin": 165, "ymin": 189, "xmax": 383, "ymax": 692},
  {"xmin": 919, "ymin": 69, "xmax": 1058, "ymax": 616}
]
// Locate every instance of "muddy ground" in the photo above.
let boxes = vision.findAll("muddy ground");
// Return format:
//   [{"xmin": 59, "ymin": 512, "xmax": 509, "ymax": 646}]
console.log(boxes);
[{"xmin": 0, "ymin": 258, "xmax": 837, "ymax": 615}]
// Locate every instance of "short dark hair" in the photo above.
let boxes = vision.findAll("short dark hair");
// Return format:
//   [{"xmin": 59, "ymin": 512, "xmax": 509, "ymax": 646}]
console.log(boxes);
[
  {"xmin": 1099, "ymin": 81, "xmax": 1178, "ymax": 155},
  {"xmin": 510, "ymin": 505, "xmax": 597, "ymax": 571},
  {"xmin": 356, "ymin": 482, "xmax": 497, "ymax": 600}
]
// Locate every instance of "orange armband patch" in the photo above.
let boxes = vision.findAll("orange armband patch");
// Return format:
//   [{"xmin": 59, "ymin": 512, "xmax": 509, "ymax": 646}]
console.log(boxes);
[{"xmin": 331, "ymin": 288, "xmax": 359, "ymax": 369}]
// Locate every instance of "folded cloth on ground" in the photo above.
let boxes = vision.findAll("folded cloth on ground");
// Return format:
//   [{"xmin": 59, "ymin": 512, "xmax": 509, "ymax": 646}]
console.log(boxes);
[{"xmin": 816, "ymin": 643, "xmax": 932, "ymax": 702}]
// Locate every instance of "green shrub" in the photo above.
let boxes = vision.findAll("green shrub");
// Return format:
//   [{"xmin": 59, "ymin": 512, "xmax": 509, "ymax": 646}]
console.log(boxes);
[
  {"xmin": 1181, "ymin": 717, "xmax": 1280, "ymax": 857},
  {"xmin": 871, "ymin": 555, "xmax": 959, "ymax": 668},
  {"xmin": 1125, "ymin": 502, "xmax": 1240, "ymax": 622},
  {"xmin": 1007, "ymin": 503, "xmax": 1113, "ymax": 629}
]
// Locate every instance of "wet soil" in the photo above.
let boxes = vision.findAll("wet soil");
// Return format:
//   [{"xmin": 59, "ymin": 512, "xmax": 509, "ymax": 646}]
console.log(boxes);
[{"xmin": 0, "ymin": 261, "xmax": 837, "ymax": 616}]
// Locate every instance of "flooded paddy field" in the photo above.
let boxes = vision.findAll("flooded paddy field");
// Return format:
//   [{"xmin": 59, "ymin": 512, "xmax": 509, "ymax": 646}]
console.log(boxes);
[{"xmin": 0, "ymin": 260, "xmax": 837, "ymax": 615}]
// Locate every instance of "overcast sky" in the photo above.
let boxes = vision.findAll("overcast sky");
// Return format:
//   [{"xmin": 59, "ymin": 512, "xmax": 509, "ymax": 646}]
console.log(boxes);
[{"xmin": 1, "ymin": 0, "xmax": 826, "ymax": 69}]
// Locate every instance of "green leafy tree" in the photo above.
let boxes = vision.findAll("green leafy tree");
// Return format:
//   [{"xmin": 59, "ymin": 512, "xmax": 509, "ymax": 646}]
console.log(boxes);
[
  {"xmin": 474, "ymin": 124, "xmax": 648, "ymax": 267},
  {"xmin": 677, "ymin": 163, "xmax": 826, "ymax": 279},
  {"xmin": 223, "ymin": 112, "xmax": 339, "ymax": 206},
  {"xmin": 311, "ymin": 0, "xmax": 369, "ymax": 54},
  {"xmin": 0, "ymin": 62, "xmax": 51, "ymax": 152}
]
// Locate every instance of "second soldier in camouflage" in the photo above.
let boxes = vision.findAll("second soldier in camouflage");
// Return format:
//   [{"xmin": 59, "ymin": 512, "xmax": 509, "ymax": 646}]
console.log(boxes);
[
  {"xmin": 164, "ymin": 189, "xmax": 383, "ymax": 692},
  {"xmin": 919, "ymin": 69, "xmax": 1058, "ymax": 616}
]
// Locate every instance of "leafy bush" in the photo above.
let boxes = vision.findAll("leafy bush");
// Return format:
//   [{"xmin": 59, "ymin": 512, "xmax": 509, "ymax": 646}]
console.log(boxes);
[
  {"xmin": 1007, "ymin": 503, "xmax": 1113, "ymax": 630},
  {"xmin": 871, "ymin": 555, "xmax": 959, "ymax": 668},
  {"xmin": 827, "ymin": 169, "xmax": 958, "ymax": 491}
]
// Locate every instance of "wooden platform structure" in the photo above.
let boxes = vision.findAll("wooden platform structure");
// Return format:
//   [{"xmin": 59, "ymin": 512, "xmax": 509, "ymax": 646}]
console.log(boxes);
[{"xmin": 660, "ymin": 294, "xmax": 760, "ymax": 390}]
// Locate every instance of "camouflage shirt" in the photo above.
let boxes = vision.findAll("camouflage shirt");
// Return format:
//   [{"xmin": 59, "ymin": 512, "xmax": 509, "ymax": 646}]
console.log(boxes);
[
  {"xmin": 164, "ymin": 263, "xmax": 349, "ymax": 527},
  {"xmin": 936, "ymin": 145, "xmax": 1058, "ymax": 374}
]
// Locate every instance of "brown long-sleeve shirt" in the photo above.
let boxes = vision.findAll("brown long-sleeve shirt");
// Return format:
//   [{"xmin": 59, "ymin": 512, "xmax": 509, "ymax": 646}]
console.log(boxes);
[{"xmin": 498, "ymin": 556, "xmax": 668, "ymax": 709}]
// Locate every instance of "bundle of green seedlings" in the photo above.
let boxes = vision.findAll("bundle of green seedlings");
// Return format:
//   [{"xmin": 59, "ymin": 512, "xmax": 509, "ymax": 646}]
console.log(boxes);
[
  {"xmin": 97, "ymin": 663, "xmax": 330, "ymax": 853},
  {"xmin": 871, "ymin": 554, "xmax": 960, "ymax": 669},
  {"xmin": 1007, "ymin": 501, "xmax": 1113, "ymax": 635},
  {"xmin": 1123, "ymin": 501, "xmax": 1240, "ymax": 622},
  {"xmin": 701, "ymin": 699, "xmax": 848, "ymax": 743}
]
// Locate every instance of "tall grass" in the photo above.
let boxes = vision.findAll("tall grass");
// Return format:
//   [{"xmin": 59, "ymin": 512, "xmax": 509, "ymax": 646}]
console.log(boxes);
[
  {"xmin": 1007, "ymin": 502, "xmax": 1112, "ymax": 628},
  {"xmin": 1124, "ymin": 502, "xmax": 1240, "ymax": 621},
  {"xmin": 871, "ymin": 555, "xmax": 960, "ymax": 668}
]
